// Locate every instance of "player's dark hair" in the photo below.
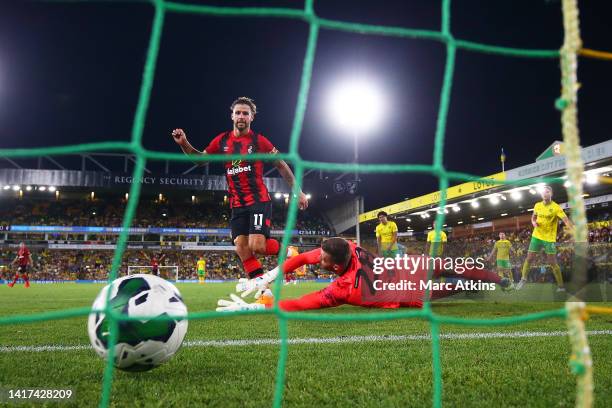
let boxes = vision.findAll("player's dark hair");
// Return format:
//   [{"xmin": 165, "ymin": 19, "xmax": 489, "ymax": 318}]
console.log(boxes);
[
  {"xmin": 230, "ymin": 96, "xmax": 257, "ymax": 115},
  {"xmin": 377, "ymin": 211, "xmax": 388, "ymax": 218},
  {"xmin": 322, "ymin": 237, "xmax": 351, "ymax": 268}
]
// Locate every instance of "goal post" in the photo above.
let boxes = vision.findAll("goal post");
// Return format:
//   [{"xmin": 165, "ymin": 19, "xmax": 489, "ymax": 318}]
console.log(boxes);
[{"xmin": 127, "ymin": 265, "xmax": 179, "ymax": 281}]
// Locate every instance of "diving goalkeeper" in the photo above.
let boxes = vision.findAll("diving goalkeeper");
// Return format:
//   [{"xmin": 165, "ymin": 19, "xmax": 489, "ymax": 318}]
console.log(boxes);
[{"xmin": 217, "ymin": 237, "xmax": 505, "ymax": 312}]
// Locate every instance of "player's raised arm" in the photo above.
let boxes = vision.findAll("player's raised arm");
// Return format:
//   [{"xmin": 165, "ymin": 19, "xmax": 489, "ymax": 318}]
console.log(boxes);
[{"xmin": 171, "ymin": 128, "xmax": 208, "ymax": 166}]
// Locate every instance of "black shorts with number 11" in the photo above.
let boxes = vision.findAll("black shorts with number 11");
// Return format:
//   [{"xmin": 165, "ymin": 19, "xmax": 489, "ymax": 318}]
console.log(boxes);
[{"xmin": 230, "ymin": 201, "xmax": 272, "ymax": 240}]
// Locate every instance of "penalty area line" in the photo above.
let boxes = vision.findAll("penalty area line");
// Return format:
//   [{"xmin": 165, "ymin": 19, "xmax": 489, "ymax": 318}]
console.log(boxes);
[{"xmin": 1, "ymin": 330, "xmax": 611, "ymax": 353}]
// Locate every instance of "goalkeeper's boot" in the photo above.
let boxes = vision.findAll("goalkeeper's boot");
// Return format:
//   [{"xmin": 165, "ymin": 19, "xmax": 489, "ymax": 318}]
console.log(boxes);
[
  {"xmin": 515, "ymin": 279, "xmax": 527, "ymax": 290},
  {"xmin": 7, "ymin": 283, "xmax": 14, "ymax": 288},
  {"xmin": 24, "ymin": 281, "xmax": 30, "ymax": 288},
  {"xmin": 255, "ymin": 289, "xmax": 274, "ymax": 307}
]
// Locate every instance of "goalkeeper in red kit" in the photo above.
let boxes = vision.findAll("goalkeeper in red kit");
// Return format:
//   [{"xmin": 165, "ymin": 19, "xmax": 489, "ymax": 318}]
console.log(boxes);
[
  {"xmin": 217, "ymin": 237, "xmax": 506, "ymax": 312},
  {"xmin": 171, "ymin": 96, "xmax": 308, "ymax": 286},
  {"xmin": 7, "ymin": 242, "xmax": 33, "ymax": 288}
]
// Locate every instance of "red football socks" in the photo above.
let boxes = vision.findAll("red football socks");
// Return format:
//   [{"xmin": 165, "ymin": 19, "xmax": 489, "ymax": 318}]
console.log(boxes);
[{"xmin": 243, "ymin": 256, "xmax": 264, "ymax": 279}]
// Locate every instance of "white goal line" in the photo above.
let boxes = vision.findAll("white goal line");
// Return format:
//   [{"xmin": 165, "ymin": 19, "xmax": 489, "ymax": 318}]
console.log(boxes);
[{"xmin": 1, "ymin": 330, "xmax": 611, "ymax": 353}]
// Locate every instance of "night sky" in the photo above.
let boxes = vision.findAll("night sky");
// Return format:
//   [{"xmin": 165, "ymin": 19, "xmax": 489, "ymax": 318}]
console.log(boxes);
[{"xmin": 1, "ymin": 0, "xmax": 611, "ymax": 211}]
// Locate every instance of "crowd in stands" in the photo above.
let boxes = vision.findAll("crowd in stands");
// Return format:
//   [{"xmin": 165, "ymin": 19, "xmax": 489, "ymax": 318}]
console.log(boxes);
[
  {"xmin": 0, "ymin": 196, "xmax": 332, "ymax": 235},
  {"xmin": 0, "ymin": 249, "xmax": 283, "ymax": 281}
]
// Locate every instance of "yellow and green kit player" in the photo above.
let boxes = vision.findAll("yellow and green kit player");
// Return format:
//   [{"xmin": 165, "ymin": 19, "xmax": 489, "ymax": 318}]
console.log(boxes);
[
  {"xmin": 197, "ymin": 256, "xmax": 206, "ymax": 284},
  {"xmin": 426, "ymin": 220, "xmax": 447, "ymax": 257},
  {"xmin": 488, "ymin": 231, "xmax": 514, "ymax": 289},
  {"xmin": 516, "ymin": 185, "xmax": 573, "ymax": 291},
  {"xmin": 376, "ymin": 211, "xmax": 399, "ymax": 258}
]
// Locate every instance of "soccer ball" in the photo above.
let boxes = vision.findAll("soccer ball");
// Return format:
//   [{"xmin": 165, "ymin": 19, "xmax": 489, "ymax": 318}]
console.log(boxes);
[{"xmin": 87, "ymin": 274, "xmax": 188, "ymax": 372}]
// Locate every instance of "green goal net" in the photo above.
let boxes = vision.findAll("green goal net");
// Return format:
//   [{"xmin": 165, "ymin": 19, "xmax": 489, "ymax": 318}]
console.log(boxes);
[{"xmin": 0, "ymin": 0, "xmax": 595, "ymax": 407}]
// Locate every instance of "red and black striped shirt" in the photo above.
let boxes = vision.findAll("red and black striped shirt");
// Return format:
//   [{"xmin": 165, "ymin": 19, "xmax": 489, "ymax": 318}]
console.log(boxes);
[{"xmin": 204, "ymin": 130, "xmax": 276, "ymax": 208}]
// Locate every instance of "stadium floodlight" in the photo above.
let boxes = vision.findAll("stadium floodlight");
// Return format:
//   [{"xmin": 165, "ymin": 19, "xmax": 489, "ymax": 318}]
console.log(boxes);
[
  {"xmin": 274, "ymin": 192, "xmax": 282, "ymax": 199},
  {"xmin": 477, "ymin": 217, "xmax": 484, "ymax": 221},
  {"xmin": 489, "ymin": 196, "xmax": 500, "ymax": 205},
  {"xmin": 471, "ymin": 200, "xmax": 479, "ymax": 208},
  {"xmin": 3, "ymin": 185, "xmax": 10, "ymax": 190},
  {"xmin": 452, "ymin": 205, "xmax": 460, "ymax": 213},
  {"xmin": 499, "ymin": 194, "xmax": 506, "ymax": 200},
  {"xmin": 327, "ymin": 77, "xmax": 386, "ymax": 246},
  {"xmin": 12, "ymin": 185, "xmax": 20, "ymax": 191},
  {"xmin": 529, "ymin": 188, "xmax": 537, "ymax": 195},
  {"xmin": 38, "ymin": 186, "xmax": 46, "ymax": 191},
  {"xmin": 501, "ymin": 213, "xmax": 508, "ymax": 216},
  {"xmin": 585, "ymin": 173, "xmax": 598, "ymax": 185},
  {"xmin": 326, "ymin": 78, "xmax": 386, "ymax": 133},
  {"xmin": 25, "ymin": 186, "xmax": 32, "ymax": 191},
  {"xmin": 457, "ymin": 221, "xmax": 463, "ymax": 224},
  {"xmin": 162, "ymin": 213, "xmax": 167, "ymax": 217},
  {"xmin": 406, "ymin": 218, "xmax": 411, "ymax": 222},
  {"xmin": 511, "ymin": 190, "xmax": 522, "ymax": 200},
  {"xmin": 48, "ymin": 186, "xmax": 57, "ymax": 192},
  {"xmin": 92, "ymin": 211, "xmax": 96, "ymax": 215}
]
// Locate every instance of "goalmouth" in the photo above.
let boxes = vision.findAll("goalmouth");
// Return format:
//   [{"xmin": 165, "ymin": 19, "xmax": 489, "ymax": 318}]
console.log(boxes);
[{"xmin": 127, "ymin": 265, "xmax": 179, "ymax": 281}]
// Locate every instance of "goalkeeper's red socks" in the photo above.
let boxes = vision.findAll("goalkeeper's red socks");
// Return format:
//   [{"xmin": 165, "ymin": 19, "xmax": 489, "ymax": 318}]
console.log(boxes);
[
  {"xmin": 265, "ymin": 239, "xmax": 280, "ymax": 256},
  {"xmin": 23, "ymin": 274, "xmax": 30, "ymax": 288},
  {"xmin": 243, "ymin": 256, "xmax": 264, "ymax": 279},
  {"xmin": 9, "ymin": 274, "xmax": 19, "ymax": 287}
]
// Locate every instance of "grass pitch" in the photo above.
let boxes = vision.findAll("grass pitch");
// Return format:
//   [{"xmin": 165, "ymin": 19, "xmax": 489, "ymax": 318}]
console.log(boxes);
[{"xmin": 1, "ymin": 282, "xmax": 611, "ymax": 407}]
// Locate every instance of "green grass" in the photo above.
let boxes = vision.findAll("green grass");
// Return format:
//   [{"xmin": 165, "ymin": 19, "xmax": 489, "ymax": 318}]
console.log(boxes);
[{"xmin": 0, "ymin": 283, "xmax": 611, "ymax": 407}]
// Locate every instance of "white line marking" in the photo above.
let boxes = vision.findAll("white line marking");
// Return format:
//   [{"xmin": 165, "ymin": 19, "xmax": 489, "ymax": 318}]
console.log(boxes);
[{"xmin": 1, "ymin": 330, "xmax": 611, "ymax": 353}]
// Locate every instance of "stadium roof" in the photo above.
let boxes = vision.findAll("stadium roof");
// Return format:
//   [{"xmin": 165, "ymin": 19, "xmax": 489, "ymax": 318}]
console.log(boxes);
[{"xmin": 359, "ymin": 139, "xmax": 612, "ymax": 228}]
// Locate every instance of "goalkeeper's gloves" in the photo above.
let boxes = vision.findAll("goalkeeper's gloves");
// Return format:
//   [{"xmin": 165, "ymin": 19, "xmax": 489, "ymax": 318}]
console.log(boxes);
[
  {"xmin": 235, "ymin": 266, "xmax": 280, "ymax": 299},
  {"xmin": 216, "ymin": 294, "xmax": 265, "ymax": 312}
]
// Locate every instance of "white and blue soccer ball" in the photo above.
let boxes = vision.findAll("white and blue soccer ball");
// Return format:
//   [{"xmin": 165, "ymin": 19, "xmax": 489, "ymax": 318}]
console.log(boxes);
[{"xmin": 87, "ymin": 274, "xmax": 188, "ymax": 372}]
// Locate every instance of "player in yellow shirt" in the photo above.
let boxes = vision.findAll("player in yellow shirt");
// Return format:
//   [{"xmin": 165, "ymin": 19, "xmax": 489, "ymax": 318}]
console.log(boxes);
[
  {"xmin": 426, "ymin": 220, "xmax": 447, "ymax": 257},
  {"xmin": 197, "ymin": 255, "xmax": 206, "ymax": 284},
  {"xmin": 487, "ymin": 232, "xmax": 514, "ymax": 289},
  {"xmin": 516, "ymin": 185, "xmax": 573, "ymax": 291},
  {"xmin": 375, "ymin": 211, "xmax": 398, "ymax": 258}
]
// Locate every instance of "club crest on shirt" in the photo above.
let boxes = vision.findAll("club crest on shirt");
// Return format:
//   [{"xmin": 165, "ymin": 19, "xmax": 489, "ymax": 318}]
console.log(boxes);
[{"xmin": 247, "ymin": 145, "xmax": 254, "ymax": 154}]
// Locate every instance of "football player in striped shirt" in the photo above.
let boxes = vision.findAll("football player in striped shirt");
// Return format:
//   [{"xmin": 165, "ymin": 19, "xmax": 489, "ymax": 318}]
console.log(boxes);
[{"xmin": 172, "ymin": 97, "xmax": 308, "ymax": 286}]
